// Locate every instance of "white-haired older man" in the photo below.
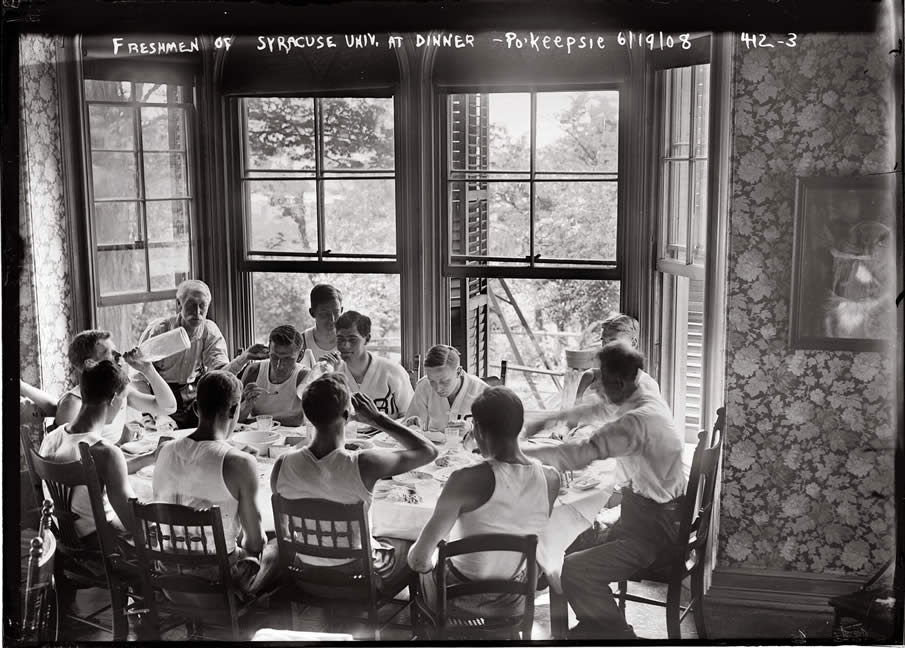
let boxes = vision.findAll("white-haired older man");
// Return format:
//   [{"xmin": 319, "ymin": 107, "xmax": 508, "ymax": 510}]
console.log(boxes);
[{"xmin": 137, "ymin": 279, "xmax": 267, "ymax": 427}]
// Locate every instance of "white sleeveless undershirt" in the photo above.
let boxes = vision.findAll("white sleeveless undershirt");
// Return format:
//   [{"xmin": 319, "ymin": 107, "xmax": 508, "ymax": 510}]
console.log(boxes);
[
  {"xmin": 274, "ymin": 446, "xmax": 374, "ymax": 566},
  {"xmin": 449, "ymin": 460, "xmax": 551, "ymax": 580},
  {"xmin": 153, "ymin": 436, "xmax": 241, "ymax": 553},
  {"xmin": 38, "ymin": 425, "xmax": 118, "ymax": 538},
  {"xmin": 251, "ymin": 360, "xmax": 304, "ymax": 421},
  {"xmin": 302, "ymin": 327, "xmax": 337, "ymax": 361}
]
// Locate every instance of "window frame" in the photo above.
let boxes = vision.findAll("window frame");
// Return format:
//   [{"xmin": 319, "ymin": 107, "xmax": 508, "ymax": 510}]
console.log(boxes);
[{"xmin": 439, "ymin": 82, "xmax": 624, "ymax": 283}]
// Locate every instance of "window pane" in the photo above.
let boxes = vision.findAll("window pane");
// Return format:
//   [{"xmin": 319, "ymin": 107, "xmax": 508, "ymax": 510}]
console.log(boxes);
[
  {"xmin": 96, "ymin": 249, "xmax": 147, "ymax": 296},
  {"xmin": 89, "ymin": 105, "xmax": 134, "ymax": 150},
  {"xmin": 245, "ymin": 179, "xmax": 317, "ymax": 253},
  {"xmin": 667, "ymin": 67, "xmax": 692, "ymax": 158},
  {"xmin": 488, "ymin": 93, "xmax": 530, "ymax": 171},
  {"xmin": 92, "ymin": 152, "xmax": 138, "ymax": 199},
  {"xmin": 148, "ymin": 243, "xmax": 190, "ymax": 290},
  {"xmin": 693, "ymin": 64, "xmax": 710, "ymax": 157},
  {"xmin": 251, "ymin": 272, "xmax": 401, "ymax": 362},
  {"xmin": 84, "ymin": 80, "xmax": 131, "ymax": 102},
  {"xmin": 536, "ymin": 91, "xmax": 619, "ymax": 173},
  {"xmin": 692, "ymin": 161, "xmax": 708, "ymax": 264},
  {"xmin": 146, "ymin": 200, "xmax": 190, "ymax": 243},
  {"xmin": 143, "ymin": 152, "xmax": 187, "ymax": 198},
  {"xmin": 322, "ymin": 98, "xmax": 395, "ymax": 170},
  {"xmin": 135, "ymin": 82, "xmax": 185, "ymax": 103},
  {"xmin": 664, "ymin": 160, "xmax": 689, "ymax": 259},
  {"xmin": 96, "ymin": 299, "xmax": 173, "ymax": 350},
  {"xmin": 323, "ymin": 179, "xmax": 395, "ymax": 256},
  {"xmin": 95, "ymin": 202, "xmax": 141, "ymax": 246},
  {"xmin": 244, "ymin": 97, "xmax": 315, "ymax": 170},
  {"xmin": 488, "ymin": 278, "xmax": 621, "ymax": 410},
  {"xmin": 663, "ymin": 275, "xmax": 705, "ymax": 440},
  {"xmin": 535, "ymin": 181, "xmax": 617, "ymax": 261},
  {"xmin": 141, "ymin": 106, "xmax": 186, "ymax": 151},
  {"xmin": 489, "ymin": 182, "xmax": 530, "ymax": 258}
]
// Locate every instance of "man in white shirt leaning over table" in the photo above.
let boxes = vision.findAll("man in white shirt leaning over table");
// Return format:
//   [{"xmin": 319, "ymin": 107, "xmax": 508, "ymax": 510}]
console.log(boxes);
[{"xmin": 520, "ymin": 342, "xmax": 687, "ymax": 640}]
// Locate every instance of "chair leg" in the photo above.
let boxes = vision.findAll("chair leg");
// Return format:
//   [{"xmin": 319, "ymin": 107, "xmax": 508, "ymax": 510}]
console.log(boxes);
[
  {"xmin": 617, "ymin": 580, "xmax": 628, "ymax": 612},
  {"xmin": 549, "ymin": 587, "xmax": 569, "ymax": 640},
  {"xmin": 110, "ymin": 587, "xmax": 129, "ymax": 641},
  {"xmin": 665, "ymin": 581, "xmax": 682, "ymax": 640},
  {"xmin": 691, "ymin": 568, "xmax": 708, "ymax": 639}
]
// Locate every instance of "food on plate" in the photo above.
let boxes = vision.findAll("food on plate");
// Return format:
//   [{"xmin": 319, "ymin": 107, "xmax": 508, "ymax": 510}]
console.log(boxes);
[
  {"xmin": 434, "ymin": 450, "xmax": 469, "ymax": 468},
  {"xmin": 392, "ymin": 471, "xmax": 432, "ymax": 485},
  {"xmin": 571, "ymin": 477, "xmax": 601, "ymax": 491},
  {"xmin": 383, "ymin": 487, "xmax": 423, "ymax": 504},
  {"xmin": 344, "ymin": 439, "xmax": 374, "ymax": 451}
]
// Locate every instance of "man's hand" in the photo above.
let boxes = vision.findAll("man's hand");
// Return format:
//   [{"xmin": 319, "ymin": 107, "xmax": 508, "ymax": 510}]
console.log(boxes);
[
  {"xmin": 321, "ymin": 351, "xmax": 342, "ymax": 369},
  {"xmin": 400, "ymin": 415, "xmax": 423, "ymax": 430},
  {"xmin": 123, "ymin": 347, "xmax": 154, "ymax": 375},
  {"xmin": 244, "ymin": 343, "xmax": 270, "ymax": 362},
  {"xmin": 351, "ymin": 392, "xmax": 381, "ymax": 424},
  {"xmin": 242, "ymin": 382, "xmax": 265, "ymax": 404}
]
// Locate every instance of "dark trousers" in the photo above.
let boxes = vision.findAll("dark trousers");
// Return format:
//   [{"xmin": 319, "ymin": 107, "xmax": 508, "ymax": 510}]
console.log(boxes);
[
  {"xmin": 561, "ymin": 490, "xmax": 683, "ymax": 634},
  {"xmin": 166, "ymin": 382, "xmax": 199, "ymax": 429}
]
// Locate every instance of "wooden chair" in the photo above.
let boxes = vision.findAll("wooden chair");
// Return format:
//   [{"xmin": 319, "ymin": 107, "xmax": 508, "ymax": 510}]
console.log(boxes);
[
  {"xmin": 270, "ymin": 495, "xmax": 414, "ymax": 640},
  {"xmin": 828, "ymin": 560, "xmax": 896, "ymax": 641},
  {"xmin": 22, "ymin": 500, "xmax": 58, "ymax": 643},
  {"xmin": 129, "ymin": 498, "xmax": 256, "ymax": 640},
  {"xmin": 19, "ymin": 414, "xmax": 46, "ymax": 519},
  {"xmin": 614, "ymin": 407, "xmax": 725, "ymax": 639},
  {"xmin": 27, "ymin": 442, "xmax": 139, "ymax": 640},
  {"xmin": 481, "ymin": 359, "xmax": 508, "ymax": 387},
  {"xmin": 422, "ymin": 533, "xmax": 538, "ymax": 640}
]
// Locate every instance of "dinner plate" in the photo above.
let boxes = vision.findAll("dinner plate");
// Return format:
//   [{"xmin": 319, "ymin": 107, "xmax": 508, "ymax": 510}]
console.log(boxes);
[
  {"xmin": 121, "ymin": 439, "xmax": 156, "ymax": 455},
  {"xmin": 571, "ymin": 477, "xmax": 600, "ymax": 491},
  {"xmin": 372, "ymin": 433, "xmax": 397, "ymax": 448},
  {"xmin": 432, "ymin": 466, "xmax": 458, "ymax": 483},
  {"xmin": 135, "ymin": 465, "xmax": 155, "ymax": 480},
  {"xmin": 392, "ymin": 471, "xmax": 432, "ymax": 485}
]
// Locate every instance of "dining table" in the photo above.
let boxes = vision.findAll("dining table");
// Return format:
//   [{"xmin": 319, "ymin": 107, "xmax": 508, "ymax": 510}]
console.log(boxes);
[{"xmin": 128, "ymin": 420, "xmax": 624, "ymax": 593}]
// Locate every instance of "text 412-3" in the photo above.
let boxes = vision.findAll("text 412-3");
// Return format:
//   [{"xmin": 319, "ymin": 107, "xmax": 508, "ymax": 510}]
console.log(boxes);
[{"xmin": 741, "ymin": 33, "xmax": 798, "ymax": 48}]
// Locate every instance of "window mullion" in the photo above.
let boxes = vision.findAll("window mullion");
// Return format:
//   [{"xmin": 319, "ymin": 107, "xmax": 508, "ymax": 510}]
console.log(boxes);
[
  {"xmin": 315, "ymin": 98, "xmax": 326, "ymax": 262},
  {"xmin": 134, "ymin": 86, "xmax": 152, "ymax": 294},
  {"xmin": 529, "ymin": 92, "xmax": 537, "ymax": 268},
  {"xmin": 685, "ymin": 66, "xmax": 697, "ymax": 267}
]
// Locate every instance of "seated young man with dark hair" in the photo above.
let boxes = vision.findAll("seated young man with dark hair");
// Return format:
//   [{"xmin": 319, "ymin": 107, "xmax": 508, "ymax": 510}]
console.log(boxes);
[
  {"xmin": 407, "ymin": 386, "xmax": 561, "ymax": 625},
  {"xmin": 270, "ymin": 373, "xmax": 437, "ymax": 589},
  {"xmin": 40, "ymin": 360, "xmax": 158, "ymax": 543},
  {"xmin": 152, "ymin": 370, "xmax": 265, "ymax": 604}
]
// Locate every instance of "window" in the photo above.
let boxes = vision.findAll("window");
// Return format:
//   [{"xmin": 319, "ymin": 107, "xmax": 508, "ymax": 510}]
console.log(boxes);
[
  {"xmin": 445, "ymin": 90, "xmax": 621, "ymax": 409},
  {"xmin": 656, "ymin": 63, "xmax": 710, "ymax": 439},
  {"xmin": 237, "ymin": 97, "xmax": 400, "ymax": 356},
  {"xmin": 83, "ymin": 78, "xmax": 195, "ymax": 348}
]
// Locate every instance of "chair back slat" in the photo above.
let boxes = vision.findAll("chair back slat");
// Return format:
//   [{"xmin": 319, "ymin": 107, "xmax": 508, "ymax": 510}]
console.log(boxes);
[
  {"xmin": 436, "ymin": 533, "xmax": 537, "ymax": 640},
  {"xmin": 271, "ymin": 495, "xmax": 379, "ymax": 604},
  {"xmin": 19, "ymin": 416, "xmax": 46, "ymax": 511},
  {"xmin": 129, "ymin": 498, "xmax": 240, "ymax": 636}
]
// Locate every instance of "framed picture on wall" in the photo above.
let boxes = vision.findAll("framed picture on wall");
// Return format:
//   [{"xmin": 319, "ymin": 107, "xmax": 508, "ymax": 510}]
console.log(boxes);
[{"xmin": 789, "ymin": 174, "xmax": 898, "ymax": 351}]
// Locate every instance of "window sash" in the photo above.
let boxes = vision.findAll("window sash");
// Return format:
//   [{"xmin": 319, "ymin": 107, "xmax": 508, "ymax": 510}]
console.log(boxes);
[
  {"xmin": 82, "ymin": 79, "xmax": 196, "ymax": 306},
  {"xmin": 443, "ymin": 88, "xmax": 621, "ymax": 273}
]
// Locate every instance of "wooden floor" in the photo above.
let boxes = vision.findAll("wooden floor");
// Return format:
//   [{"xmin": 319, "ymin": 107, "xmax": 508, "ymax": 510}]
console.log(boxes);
[{"xmin": 18, "ymin": 524, "xmax": 837, "ymax": 642}]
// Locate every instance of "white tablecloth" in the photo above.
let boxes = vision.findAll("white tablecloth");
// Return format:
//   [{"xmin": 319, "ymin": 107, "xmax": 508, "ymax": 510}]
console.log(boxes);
[{"xmin": 129, "ymin": 427, "xmax": 620, "ymax": 592}]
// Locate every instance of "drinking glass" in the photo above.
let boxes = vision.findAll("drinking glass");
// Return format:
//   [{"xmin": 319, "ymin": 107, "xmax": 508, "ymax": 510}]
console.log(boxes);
[{"xmin": 256, "ymin": 415, "xmax": 274, "ymax": 433}]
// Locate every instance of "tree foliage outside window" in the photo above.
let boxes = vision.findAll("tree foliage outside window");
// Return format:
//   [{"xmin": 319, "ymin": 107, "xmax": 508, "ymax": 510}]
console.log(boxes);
[
  {"xmin": 240, "ymin": 97, "xmax": 400, "ymax": 354},
  {"xmin": 84, "ymin": 79, "xmax": 193, "ymax": 349},
  {"xmin": 448, "ymin": 90, "xmax": 621, "ymax": 409}
]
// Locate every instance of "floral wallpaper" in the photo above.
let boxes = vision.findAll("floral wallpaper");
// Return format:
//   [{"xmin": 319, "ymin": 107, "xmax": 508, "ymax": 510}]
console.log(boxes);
[
  {"xmin": 719, "ymin": 25, "xmax": 897, "ymax": 575},
  {"xmin": 19, "ymin": 34, "xmax": 73, "ymax": 396}
]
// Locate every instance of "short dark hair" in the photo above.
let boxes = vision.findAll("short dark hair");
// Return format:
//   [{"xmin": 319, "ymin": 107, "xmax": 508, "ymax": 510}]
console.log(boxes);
[
  {"xmin": 68, "ymin": 330, "xmax": 111, "ymax": 369},
  {"xmin": 597, "ymin": 342, "xmax": 644, "ymax": 383},
  {"xmin": 471, "ymin": 386, "xmax": 524, "ymax": 440},
  {"xmin": 335, "ymin": 311, "xmax": 371, "ymax": 338},
  {"xmin": 80, "ymin": 360, "xmax": 129, "ymax": 405},
  {"xmin": 310, "ymin": 283, "xmax": 343, "ymax": 310},
  {"xmin": 269, "ymin": 324, "xmax": 303, "ymax": 349},
  {"xmin": 424, "ymin": 344, "xmax": 460, "ymax": 370},
  {"xmin": 196, "ymin": 370, "xmax": 242, "ymax": 419},
  {"xmin": 302, "ymin": 373, "xmax": 349, "ymax": 426}
]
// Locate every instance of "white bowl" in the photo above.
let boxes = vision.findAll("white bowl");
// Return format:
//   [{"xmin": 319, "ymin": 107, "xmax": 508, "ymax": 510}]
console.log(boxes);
[{"xmin": 231, "ymin": 430, "xmax": 281, "ymax": 454}]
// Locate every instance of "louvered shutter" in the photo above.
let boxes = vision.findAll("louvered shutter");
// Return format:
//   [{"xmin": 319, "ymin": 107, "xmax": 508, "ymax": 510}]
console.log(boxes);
[
  {"xmin": 449, "ymin": 94, "xmax": 489, "ymax": 376},
  {"xmin": 684, "ymin": 278, "xmax": 705, "ymax": 435}
]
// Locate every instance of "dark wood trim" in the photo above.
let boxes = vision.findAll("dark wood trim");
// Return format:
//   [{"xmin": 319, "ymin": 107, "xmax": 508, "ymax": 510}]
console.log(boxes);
[
  {"xmin": 443, "ymin": 264, "xmax": 621, "ymax": 281},
  {"xmin": 57, "ymin": 36, "xmax": 93, "ymax": 333},
  {"xmin": 707, "ymin": 567, "xmax": 864, "ymax": 614}
]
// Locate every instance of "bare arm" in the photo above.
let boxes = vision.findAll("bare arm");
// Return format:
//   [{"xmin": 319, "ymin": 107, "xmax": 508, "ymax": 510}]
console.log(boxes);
[
  {"xmin": 123, "ymin": 349, "xmax": 177, "ymax": 416},
  {"xmin": 407, "ymin": 466, "xmax": 488, "ymax": 573},
  {"xmin": 53, "ymin": 393, "xmax": 81, "ymax": 429},
  {"xmin": 92, "ymin": 443, "xmax": 137, "ymax": 534},
  {"xmin": 224, "ymin": 451, "xmax": 265, "ymax": 555},
  {"xmin": 521, "ymin": 401, "xmax": 607, "ymax": 440},
  {"xmin": 403, "ymin": 380, "xmax": 429, "ymax": 421},
  {"xmin": 238, "ymin": 363, "xmax": 263, "ymax": 422},
  {"xmin": 20, "ymin": 381, "xmax": 58, "ymax": 418},
  {"xmin": 354, "ymin": 393, "xmax": 438, "ymax": 489},
  {"xmin": 522, "ymin": 414, "xmax": 647, "ymax": 471},
  {"xmin": 574, "ymin": 368, "xmax": 599, "ymax": 402}
]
